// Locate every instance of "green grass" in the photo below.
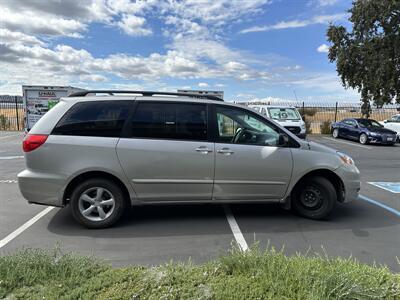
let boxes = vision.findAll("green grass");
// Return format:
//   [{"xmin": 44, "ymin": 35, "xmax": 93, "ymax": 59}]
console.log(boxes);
[{"xmin": 0, "ymin": 246, "xmax": 399, "ymax": 299}]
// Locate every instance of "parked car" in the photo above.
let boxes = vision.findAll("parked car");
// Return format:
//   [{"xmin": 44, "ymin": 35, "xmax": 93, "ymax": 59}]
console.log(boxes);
[
  {"xmin": 248, "ymin": 105, "xmax": 306, "ymax": 139},
  {"xmin": 18, "ymin": 90, "xmax": 360, "ymax": 228},
  {"xmin": 331, "ymin": 118, "xmax": 397, "ymax": 145},
  {"xmin": 380, "ymin": 115, "xmax": 400, "ymax": 142}
]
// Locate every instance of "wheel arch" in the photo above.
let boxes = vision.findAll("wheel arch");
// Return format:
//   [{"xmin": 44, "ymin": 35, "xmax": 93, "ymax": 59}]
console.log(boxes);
[
  {"xmin": 290, "ymin": 169, "xmax": 345, "ymax": 203},
  {"xmin": 63, "ymin": 170, "xmax": 132, "ymax": 206}
]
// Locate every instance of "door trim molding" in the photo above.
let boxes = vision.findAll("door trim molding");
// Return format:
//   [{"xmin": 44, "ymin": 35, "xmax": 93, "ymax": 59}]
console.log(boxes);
[
  {"xmin": 132, "ymin": 179, "xmax": 213, "ymax": 184},
  {"xmin": 214, "ymin": 180, "xmax": 286, "ymax": 185}
]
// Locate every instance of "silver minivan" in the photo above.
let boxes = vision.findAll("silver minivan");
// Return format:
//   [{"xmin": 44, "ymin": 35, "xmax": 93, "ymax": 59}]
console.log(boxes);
[{"xmin": 18, "ymin": 91, "xmax": 360, "ymax": 228}]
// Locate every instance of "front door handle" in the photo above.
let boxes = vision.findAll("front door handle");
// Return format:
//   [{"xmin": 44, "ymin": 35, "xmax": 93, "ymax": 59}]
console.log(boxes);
[
  {"xmin": 195, "ymin": 146, "xmax": 213, "ymax": 154},
  {"xmin": 217, "ymin": 148, "xmax": 234, "ymax": 155}
]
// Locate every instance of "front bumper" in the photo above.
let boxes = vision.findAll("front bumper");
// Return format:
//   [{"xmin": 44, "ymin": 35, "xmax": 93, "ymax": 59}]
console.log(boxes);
[
  {"xmin": 368, "ymin": 134, "xmax": 397, "ymax": 144},
  {"xmin": 18, "ymin": 169, "xmax": 66, "ymax": 207},
  {"xmin": 334, "ymin": 165, "xmax": 361, "ymax": 203}
]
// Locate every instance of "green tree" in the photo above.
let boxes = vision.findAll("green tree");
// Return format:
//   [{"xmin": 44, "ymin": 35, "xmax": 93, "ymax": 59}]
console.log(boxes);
[{"xmin": 327, "ymin": 0, "xmax": 400, "ymax": 106}]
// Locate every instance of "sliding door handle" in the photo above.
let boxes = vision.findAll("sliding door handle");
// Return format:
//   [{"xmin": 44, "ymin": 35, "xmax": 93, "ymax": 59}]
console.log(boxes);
[
  {"xmin": 195, "ymin": 147, "xmax": 213, "ymax": 154},
  {"xmin": 217, "ymin": 148, "xmax": 234, "ymax": 155}
]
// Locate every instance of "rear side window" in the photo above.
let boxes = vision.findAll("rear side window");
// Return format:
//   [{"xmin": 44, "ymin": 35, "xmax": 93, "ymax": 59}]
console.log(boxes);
[
  {"xmin": 130, "ymin": 102, "xmax": 207, "ymax": 141},
  {"xmin": 52, "ymin": 101, "xmax": 130, "ymax": 137}
]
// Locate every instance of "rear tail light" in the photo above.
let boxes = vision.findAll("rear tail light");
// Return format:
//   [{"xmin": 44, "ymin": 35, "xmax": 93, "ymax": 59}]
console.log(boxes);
[{"xmin": 23, "ymin": 134, "xmax": 48, "ymax": 152}]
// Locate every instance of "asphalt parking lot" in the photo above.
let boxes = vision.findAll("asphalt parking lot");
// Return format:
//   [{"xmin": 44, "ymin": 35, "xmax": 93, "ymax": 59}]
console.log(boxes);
[{"xmin": 0, "ymin": 132, "xmax": 399, "ymax": 271}]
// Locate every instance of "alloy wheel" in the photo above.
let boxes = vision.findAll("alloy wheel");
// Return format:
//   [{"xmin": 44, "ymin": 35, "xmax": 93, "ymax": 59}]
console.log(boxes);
[{"xmin": 78, "ymin": 187, "xmax": 116, "ymax": 222}]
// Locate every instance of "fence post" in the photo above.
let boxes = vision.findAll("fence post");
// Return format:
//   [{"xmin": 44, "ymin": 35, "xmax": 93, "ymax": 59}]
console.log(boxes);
[
  {"xmin": 302, "ymin": 101, "xmax": 305, "ymax": 115},
  {"xmin": 334, "ymin": 102, "xmax": 338, "ymax": 122},
  {"xmin": 15, "ymin": 96, "xmax": 20, "ymax": 131}
]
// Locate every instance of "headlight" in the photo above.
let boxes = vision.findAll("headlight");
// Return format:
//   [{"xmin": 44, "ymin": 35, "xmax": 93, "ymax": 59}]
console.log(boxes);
[
  {"xmin": 369, "ymin": 132, "xmax": 379, "ymax": 136},
  {"xmin": 337, "ymin": 151, "xmax": 354, "ymax": 165},
  {"xmin": 301, "ymin": 124, "xmax": 306, "ymax": 129}
]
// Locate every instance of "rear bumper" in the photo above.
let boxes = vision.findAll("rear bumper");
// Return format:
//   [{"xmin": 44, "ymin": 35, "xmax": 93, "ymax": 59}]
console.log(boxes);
[
  {"xmin": 334, "ymin": 165, "xmax": 361, "ymax": 203},
  {"xmin": 18, "ymin": 169, "xmax": 66, "ymax": 207}
]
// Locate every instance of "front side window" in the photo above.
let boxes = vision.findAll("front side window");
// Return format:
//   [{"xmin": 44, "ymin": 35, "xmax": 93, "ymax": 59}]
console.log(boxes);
[
  {"xmin": 389, "ymin": 115, "xmax": 400, "ymax": 122},
  {"xmin": 267, "ymin": 108, "xmax": 300, "ymax": 120},
  {"xmin": 130, "ymin": 102, "xmax": 207, "ymax": 141},
  {"xmin": 216, "ymin": 106, "xmax": 280, "ymax": 146},
  {"xmin": 52, "ymin": 101, "xmax": 130, "ymax": 137},
  {"xmin": 344, "ymin": 119, "xmax": 357, "ymax": 127},
  {"xmin": 358, "ymin": 119, "xmax": 382, "ymax": 128}
]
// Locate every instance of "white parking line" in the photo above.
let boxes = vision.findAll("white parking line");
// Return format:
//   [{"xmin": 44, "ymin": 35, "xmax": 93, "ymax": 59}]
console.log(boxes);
[
  {"xmin": 0, "ymin": 206, "xmax": 55, "ymax": 249},
  {"xmin": 367, "ymin": 182, "xmax": 400, "ymax": 194},
  {"xmin": 223, "ymin": 205, "xmax": 248, "ymax": 251},
  {"xmin": 322, "ymin": 137, "xmax": 372, "ymax": 149},
  {"xmin": 0, "ymin": 156, "xmax": 24, "ymax": 160},
  {"xmin": 0, "ymin": 180, "xmax": 18, "ymax": 183},
  {"xmin": 0, "ymin": 133, "xmax": 23, "ymax": 140},
  {"xmin": 359, "ymin": 195, "xmax": 400, "ymax": 218}
]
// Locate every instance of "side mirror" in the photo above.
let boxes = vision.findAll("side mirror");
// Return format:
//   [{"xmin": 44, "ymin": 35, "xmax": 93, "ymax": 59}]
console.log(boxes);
[
  {"xmin": 278, "ymin": 133, "xmax": 289, "ymax": 146},
  {"xmin": 354, "ymin": 124, "xmax": 359, "ymax": 128}
]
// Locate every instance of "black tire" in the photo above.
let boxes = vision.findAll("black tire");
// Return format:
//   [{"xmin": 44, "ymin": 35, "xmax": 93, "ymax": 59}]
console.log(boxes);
[
  {"xmin": 70, "ymin": 178, "xmax": 127, "ymax": 228},
  {"xmin": 292, "ymin": 176, "xmax": 336, "ymax": 220},
  {"xmin": 359, "ymin": 133, "xmax": 368, "ymax": 145}
]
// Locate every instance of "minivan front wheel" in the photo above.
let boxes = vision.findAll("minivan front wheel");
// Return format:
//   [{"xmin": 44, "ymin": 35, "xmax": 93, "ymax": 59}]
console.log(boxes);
[
  {"xmin": 292, "ymin": 176, "xmax": 336, "ymax": 220},
  {"xmin": 70, "ymin": 178, "xmax": 126, "ymax": 228}
]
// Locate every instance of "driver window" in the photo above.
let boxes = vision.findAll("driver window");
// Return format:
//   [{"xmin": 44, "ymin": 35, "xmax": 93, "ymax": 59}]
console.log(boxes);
[{"xmin": 216, "ymin": 106, "xmax": 280, "ymax": 146}]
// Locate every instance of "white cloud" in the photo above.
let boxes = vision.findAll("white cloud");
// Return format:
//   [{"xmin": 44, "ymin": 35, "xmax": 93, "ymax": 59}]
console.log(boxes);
[
  {"xmin": 317, "ymin": 0, "xmax": 338, "ymax": 6},
  {"xmin": 198, "ymin": 82, "xmax": 209, "ymax": 87},
  {"xmin": 161, "ymin": 0, "xmax": 270, "ymax": 26},
  {"xmin": 117, "ymin": 14, "xmax": 152, "ymax": 36},
  {"xmin": 0, "ymin": 29, "xmax": 45, "ymax": 46},
  {"xmin": 0, "ymin": 7, "xmax": 87, "ymax": 37},
  {"xmin": 80, "ymin": 74, "xmax": 107, "ymax": 82},
  {"xmin": 317, "ymin": 44, "xmax": 330, "ymax": 53},
  {"xmin": 240, "ymin": 13, "xmax": 347, "ymax": 34},
  {"xmin": 1, "ymin": 0, "xmax": 317, "ymax": 96}
]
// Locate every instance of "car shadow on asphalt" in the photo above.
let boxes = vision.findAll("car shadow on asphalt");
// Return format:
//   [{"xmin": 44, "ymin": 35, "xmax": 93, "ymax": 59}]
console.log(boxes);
[
  {"xmin": 47, "ymin": 199, "xmax": 399, "ymax": 238},
  {"xmin": 47, "ymin": 204, "xmax": 232, "ymax": 237},
  {"xmin": 229, "ymin": 199, "xmax": 399, "ymax": 234}
]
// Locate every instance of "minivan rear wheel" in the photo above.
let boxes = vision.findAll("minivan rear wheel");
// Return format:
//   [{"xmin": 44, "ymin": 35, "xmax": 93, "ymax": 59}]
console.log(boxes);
[
  {"xmin": 292, "ymin": 176, "xmax": 336, "ymax": 220},
  {"xmin": 70, "ymin": 178, "xmax": 126, "ymax": 228}
]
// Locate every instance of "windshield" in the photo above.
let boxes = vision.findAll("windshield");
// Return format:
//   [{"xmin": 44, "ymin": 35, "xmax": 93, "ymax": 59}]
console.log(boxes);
[
  {"xmin": 357, "ymin": 119, "xmax": 382, "ymax": 128},
  {"xmin": 390, "ymin": 115, "xmax": 400, "ymax": 122},
  {"xmin": 267, "ymin": 108, "xmax": 300, "ymax": 120}
]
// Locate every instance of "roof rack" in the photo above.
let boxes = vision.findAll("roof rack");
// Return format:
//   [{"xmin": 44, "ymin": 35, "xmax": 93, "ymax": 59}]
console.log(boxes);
[{"xmin": 68, "ymin": 90, "xmax": 223, "ymax": 101}]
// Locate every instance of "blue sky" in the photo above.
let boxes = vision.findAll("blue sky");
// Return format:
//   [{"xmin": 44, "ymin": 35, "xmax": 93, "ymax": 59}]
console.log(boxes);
[{"xmin": 0, "ymin": 0, "xmax": 359, "ymax": 102}]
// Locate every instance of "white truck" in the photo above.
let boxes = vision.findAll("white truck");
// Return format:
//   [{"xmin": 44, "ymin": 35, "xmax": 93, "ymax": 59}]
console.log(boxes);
[
  {"xmin": 380, "ymin": 114, "xmax": 400, "ymax": 142},
  {"xmin": 248, "ymin": 105, "xmax": 306, "ymax": 139},
  {"xmin": 22, "ymin": 85, "xmax": 84, "ymax": 131}
]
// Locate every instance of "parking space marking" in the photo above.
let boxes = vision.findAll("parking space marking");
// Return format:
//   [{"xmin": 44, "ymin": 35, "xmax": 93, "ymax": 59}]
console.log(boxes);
[
  {"xmin": 0, "ymin": 180, "xmax": 18, "ymax": 183},
  {"xmin": 0, "ymin": 206, "xmax": 55, "ymax": 249},
  {"xmin": 359, "ymin": 195, "xmax": 400, "ymax": 218},
  {"xmin": 0, "ymin": 133, "xmax": 23, "ymax": 140},
  {"xmin": 322, "ymin": 137, "xmax": 372, "ymax": 149},
  {"xmin": 223, "ymin": 205, "xmax": 248, "ymax": 251},
  {"xmin": 0, "ymin": 156, "xmax": 24, "ymax": 160},
  {"xmin": 367, "ymin": 182, "xmax": 400, "ymax": 194}
]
